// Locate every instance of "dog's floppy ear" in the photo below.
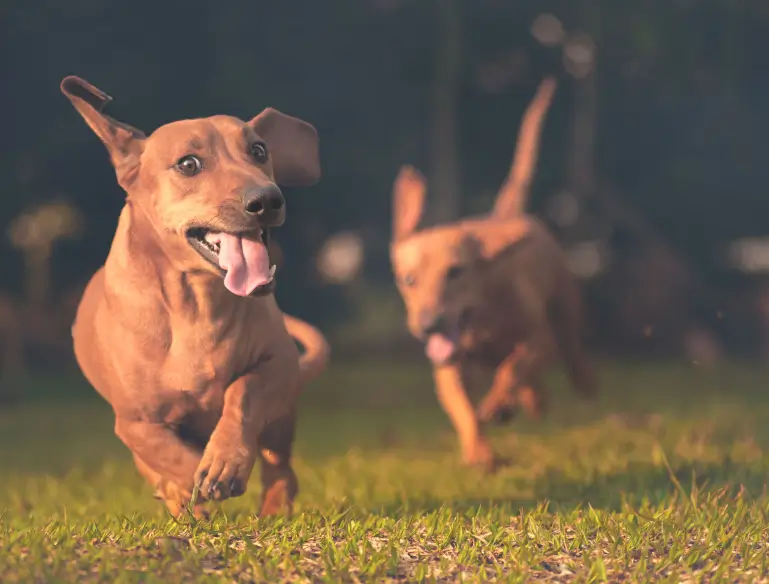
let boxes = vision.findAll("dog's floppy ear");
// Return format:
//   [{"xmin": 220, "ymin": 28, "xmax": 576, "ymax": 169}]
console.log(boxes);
[
  {"xmin": 250, "ymin": 108, "xmax": 320, "ymax": 187},
  {"xmin": 60, "ymin": 76, "xmax": 146, "ymax": 190},
  {"xmin": 392, "ymin": 165, "xmax": 426, "ymax": 241}
]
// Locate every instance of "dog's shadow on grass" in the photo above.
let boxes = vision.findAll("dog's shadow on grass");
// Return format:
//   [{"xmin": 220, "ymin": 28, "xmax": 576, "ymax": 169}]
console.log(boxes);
[{"xmin": 369, "ymin": 459, "xmax": 767, "ymax": 516}]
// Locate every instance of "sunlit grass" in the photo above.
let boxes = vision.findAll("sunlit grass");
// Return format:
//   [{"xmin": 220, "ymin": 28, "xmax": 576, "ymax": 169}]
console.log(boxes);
[{"xmin": 1, "ymin": 361, "xmax": 768, "ymax": 582}]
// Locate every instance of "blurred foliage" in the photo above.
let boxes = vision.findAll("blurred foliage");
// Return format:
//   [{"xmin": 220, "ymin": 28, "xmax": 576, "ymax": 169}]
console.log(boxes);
[{"xmin": 3, "ymin": 0, "xmax": 769, "ymax": 337}]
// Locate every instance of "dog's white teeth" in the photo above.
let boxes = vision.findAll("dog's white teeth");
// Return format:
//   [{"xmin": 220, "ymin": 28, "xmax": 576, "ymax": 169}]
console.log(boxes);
[
  {"xmin": 204, "ymin": 231, "xmax": 222, "ymax": 245},
  {"xmin": 269, "ymin": 265, "xmax": 277, "ymax": 277}
]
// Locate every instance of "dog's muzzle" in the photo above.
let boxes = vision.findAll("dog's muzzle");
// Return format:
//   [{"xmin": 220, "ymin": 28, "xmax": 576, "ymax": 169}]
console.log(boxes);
[
  {"xmin": 417, "ymin": 310, "xmax": 462, "ymax": 365},
  {"xmin": 419, "ymin": 310, "xmax": 447, "ymax": 338}
]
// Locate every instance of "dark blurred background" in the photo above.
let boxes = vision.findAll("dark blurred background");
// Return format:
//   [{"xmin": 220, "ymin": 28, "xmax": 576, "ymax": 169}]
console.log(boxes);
[{"xmin": 3, "ymin": 0, "xmax": 769, "ymax": 386}]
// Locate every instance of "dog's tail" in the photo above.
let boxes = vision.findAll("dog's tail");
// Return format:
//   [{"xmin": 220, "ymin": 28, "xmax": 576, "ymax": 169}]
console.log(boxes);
[
  {"xmin": 283, "ymin": 313, "xmax": 330, "ymax": 384},
  {"xmin": 491, "ymin": 76, "xmax": 558, "ymax": 220}
]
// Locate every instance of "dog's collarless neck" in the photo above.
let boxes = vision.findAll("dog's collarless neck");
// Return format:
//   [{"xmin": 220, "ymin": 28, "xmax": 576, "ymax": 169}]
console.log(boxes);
[{"xmin": 113, "ymin": 203, "xmax": 223, "ymax": 305}]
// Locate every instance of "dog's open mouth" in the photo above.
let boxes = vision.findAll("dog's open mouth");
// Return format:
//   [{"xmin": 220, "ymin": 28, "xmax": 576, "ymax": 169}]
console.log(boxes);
[
  {"xmin": 423, "ymin": 310, "xmax": 469, "ymax": 366},
  {"xmin": 186, "ymin": 227, "xmax": 276, "ymax": 297},
  {"xmin": 425, "ymin": 333, "xmax": 460, "ymax": 365}
]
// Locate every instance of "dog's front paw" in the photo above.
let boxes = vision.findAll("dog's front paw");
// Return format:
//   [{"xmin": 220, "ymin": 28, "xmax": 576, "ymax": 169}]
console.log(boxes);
[
  {"xmin": 517, "ymin": 386, "xmax": 547, "ymax": 421},
  {"xmin": 461, "ymin": 439, "xmax": 499, "ymax": 473},
  {"xmin": 477, "ymin": 392, "xmax": 518, "ymax": 425},
  {"xmin": 194, "ymin": 443, "xmax": 254, "ymax": 502}
]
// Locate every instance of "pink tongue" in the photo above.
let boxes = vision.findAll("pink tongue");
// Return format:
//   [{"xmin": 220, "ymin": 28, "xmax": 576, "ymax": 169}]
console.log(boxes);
[
  {"xmin": 217, "ymin": 233, "xmax": 271, "ymax": 296},
  {"xmin": 425, "ymin": 334, "xmax": 457, "ymax": 364}
]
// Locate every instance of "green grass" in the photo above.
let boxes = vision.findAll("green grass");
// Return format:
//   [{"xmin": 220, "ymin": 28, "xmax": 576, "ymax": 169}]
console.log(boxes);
[{"xmin": 2, "ymin": 360, "xmax": 769, "ymax": 582}]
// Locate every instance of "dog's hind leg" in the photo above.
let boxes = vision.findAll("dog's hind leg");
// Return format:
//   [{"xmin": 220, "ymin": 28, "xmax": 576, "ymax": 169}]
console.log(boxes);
[
  {"xmin": 513, "ymin": 333, "xmax": 555, "ymax": 420},
  {"xmin": 433, "ymin": 364, "xmax": 496, "ymax": 471},
  {"xmin": 132, "ymin": 453, "xmax": 209, "ymax": 519},
  {"xmin": 550, "ymin": 278, "xmax": 597, "ymax": 398},
  {"xmin": 256, "ymin": 409, "xmax": 298, "ymax": 517},
  {"xmin": 516, "ymin": 383, "xmax": 547, "ymax": 421},
  {"xmin": 477, "ymin": 344, "xmax": 549, "ymax": 425},
  {"xmin": 476, "ymin": 349, "xmax": 522, "ymax": 424}
]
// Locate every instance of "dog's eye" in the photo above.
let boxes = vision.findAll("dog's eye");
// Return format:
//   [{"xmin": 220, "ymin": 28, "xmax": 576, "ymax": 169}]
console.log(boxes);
[
  {"xmin": 446, "ymin": 265, "xmax": 463, "ymax": 280},
  {"xmin": 175, "ymin": 155, "xmax": 203, "ymax": 177},
  {"xmin": 250, "ymin": 142, "xmax": 269, "ymax": 164},
  {"xmin": 403, "ymin": 274, "xmax": 416, "ymax": 287}
]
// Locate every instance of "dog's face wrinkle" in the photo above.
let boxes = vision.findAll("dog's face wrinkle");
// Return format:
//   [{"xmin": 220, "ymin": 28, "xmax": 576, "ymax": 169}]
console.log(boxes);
[
  {"xmin": 182, "ymin": 136, "xmax": 206, "ymax": 155},
  {"xmin": 209, "ymin": 203, "xmax": 259, "ymax": 233},
  {"xmin": 146, "ymin": 117, "xmax": 247, "ymax": 168}
]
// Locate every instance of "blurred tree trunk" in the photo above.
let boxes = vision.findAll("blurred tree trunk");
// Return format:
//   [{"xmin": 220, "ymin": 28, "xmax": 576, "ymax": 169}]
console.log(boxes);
[
  {"xmin": 25, "ymin": 247, "xmax": 52, "ymax": 308},
  {"xmin": 568, "ymin": 0, "xmax": 599, "ymax": 198},
  {"xmin": 0, "ymin": 294, "xmax": 23, "ymax": 405},
  {"xmin": 428, "ymin": 0, "xmax": 462, "ymax": 223},
  {"xmin": 569, "ymin": 57, "xmax": 597, "ymax": 197},
  {"xmin": 565, "ymin": 2, "xmax": 722, "ymax": 361}
]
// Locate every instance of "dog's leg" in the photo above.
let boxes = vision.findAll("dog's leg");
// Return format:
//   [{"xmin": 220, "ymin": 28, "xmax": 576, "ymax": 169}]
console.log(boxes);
[
  {"xmin": 476, "ymin": 348, "xmax": 524, "ymax": 424},
  {"xmin": 475, "ymin": 346, "xmax": 548, "ymax": 424},
  {"xmin": 516, "ymin": 384, "xmax": 547, "ymax": 420},
  {"xmin": 511, "ymin": 335, "xmax": 554, "ymax": 420},
  {"xmin": 132, "ymin": 453, "xmax": 209, "ymax": 519},
  {"xmin": 256, "ymin": 409, "xmax": 298, "ymax": 517},
  {"xmin": 193, "ymin": 376, "xmax": 261, "ymax": 502},
  {"xmin": 433, "ymin": 364, "xmax": 495, "ymax": 471},
  {"xmin": 194, "ymin": 355, "xmax": 300, "ymax": 504},
  {"xmin": 115, "ymin": 418, "xmax": 203, "ymax": 505},
  {"xmin": 551, "ymin": 279, "xmax": 597, "ymax": 398}
]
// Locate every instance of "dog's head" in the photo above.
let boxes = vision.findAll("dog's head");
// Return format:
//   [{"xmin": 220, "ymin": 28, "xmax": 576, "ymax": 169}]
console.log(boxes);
[
  {"xmin": 390, "ymin": 166, "xmax": 533, "ymax": 366},
  {"xmin": 61, "ymin": 76, "xmax": 320, "ymax": 298}
]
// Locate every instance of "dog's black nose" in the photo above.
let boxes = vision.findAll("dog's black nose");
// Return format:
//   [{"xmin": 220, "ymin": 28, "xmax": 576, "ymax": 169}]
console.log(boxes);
[
  {"xmin": 419, "ymin": 310, "xmax": 445, "ymax": 335},
  {"xmin": 243, "ymin": 185, "xmax": 285, "ymax": 226}
]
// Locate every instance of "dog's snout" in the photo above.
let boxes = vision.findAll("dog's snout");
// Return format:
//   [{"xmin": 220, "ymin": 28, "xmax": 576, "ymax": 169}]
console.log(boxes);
[
  {"xmin": 243, "ymin": 185, "xmax": 285, "ymax": 225},
  {"xmin": 419, "ymin": 310, "xmax": 445, "ymax": 336}
]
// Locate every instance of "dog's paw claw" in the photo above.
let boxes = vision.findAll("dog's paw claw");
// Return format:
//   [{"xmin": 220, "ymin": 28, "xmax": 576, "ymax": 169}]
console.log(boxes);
[
  {"xmin": 195, "ymin": 452, "xmax": 251, "ymax": 502},
  {"xmin": 487, "ymin": 455, "xmax": 510, "ymax": 474},
  {"xmin": 477, "ymin": 394, "xmax": 519, "ymax": 426},
  {"xmin": 462, "ymin": 441, "xmax": 498, "ymax": 471},
  {"xmin": 229, "ymin": 478, "xmax": 245, "ymax": 497},
  {"xmin": 492, "ymin": 404, "xmax": 519, "ymax": 425},
  {"xmin": 194, "ymin": 506, "xmax": 211, "ymax": 521},
  {"xmin": 194, "ymin": 470, "xmax": 207, "ymax": 488}
]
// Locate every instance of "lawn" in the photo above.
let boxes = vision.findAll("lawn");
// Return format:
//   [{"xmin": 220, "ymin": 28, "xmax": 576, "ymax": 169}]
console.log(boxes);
[{"xmin": 1, "ymin": 360, "xmax": 769, "ymax": 582}]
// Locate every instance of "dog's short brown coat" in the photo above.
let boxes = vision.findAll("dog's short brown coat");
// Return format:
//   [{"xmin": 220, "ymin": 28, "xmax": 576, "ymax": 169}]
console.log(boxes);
[
  {"xmin": 390, "ymin": 78, "xmax": 596, "ymax": 470},
  {"xmin": 61, "ymin": 76, "xmax": 330, "ymax": 518}
]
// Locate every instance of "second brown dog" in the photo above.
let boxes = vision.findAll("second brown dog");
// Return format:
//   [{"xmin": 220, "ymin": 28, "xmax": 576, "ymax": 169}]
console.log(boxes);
[{"xmin": 390, "ymin": 78, "xmax": 596, "ymax": 470}]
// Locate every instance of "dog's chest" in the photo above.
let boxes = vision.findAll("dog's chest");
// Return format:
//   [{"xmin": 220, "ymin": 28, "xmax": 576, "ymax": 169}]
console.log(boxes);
[
  {"xmin": 463, "ymin": 334, "xmax": 510, "ymax": 367},
  {"xmin": 461, "ymin": 307, "xmax": 531, "ymax": 367},
  {"xmin": 158, "ymin": 331, "xmax": 253, "ymax": 407}
]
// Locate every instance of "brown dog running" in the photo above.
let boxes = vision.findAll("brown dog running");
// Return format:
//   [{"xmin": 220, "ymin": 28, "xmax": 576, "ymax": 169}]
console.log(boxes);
[
  {"xmin": 390, "ymin": 77, "xmax": 596, "ymax": 471},
  {"xmin": 61, "ymin": 75, "xmax": 330, "ymax": 518}
]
